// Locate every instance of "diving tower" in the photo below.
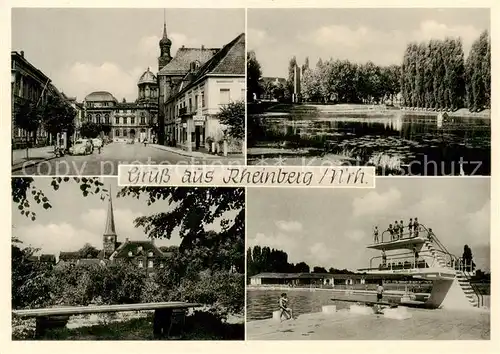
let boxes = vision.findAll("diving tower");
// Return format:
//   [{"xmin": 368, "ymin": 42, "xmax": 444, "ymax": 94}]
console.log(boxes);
[{"xmin": 359, "ymin": 224, "xmax": 483, "ymax": 310}]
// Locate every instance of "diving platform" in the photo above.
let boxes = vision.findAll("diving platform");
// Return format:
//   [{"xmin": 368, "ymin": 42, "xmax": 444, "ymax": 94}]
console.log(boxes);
[
  {"xmin": 362, "ymin": 223, "xmax": 484, "ymax": 310},
  {"xmin": 367, "ymin": 235, "xmax": 427, "ymax": 251}
]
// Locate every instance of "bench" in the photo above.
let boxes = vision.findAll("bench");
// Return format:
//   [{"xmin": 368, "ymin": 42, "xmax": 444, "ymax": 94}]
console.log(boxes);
[{"xmin": 12, "ymin": 301, "xmax": 202, "ymax": 339}]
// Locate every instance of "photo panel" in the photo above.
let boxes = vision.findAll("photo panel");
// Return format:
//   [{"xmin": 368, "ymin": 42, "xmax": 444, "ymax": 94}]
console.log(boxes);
[
  {"xmin": 11, "ymin": 7, "xmax": 245, "ymax": 177},
  {"xmin": 11, "ymin": 177, "xmax": 245, "ymax": 340},
  {"xmin": 246, "ymin": 8, "xmax": 491, "ymax": 176},
  {"xmin": 246, "ymin": 177, "xmax": 490, "ymax": 340}
]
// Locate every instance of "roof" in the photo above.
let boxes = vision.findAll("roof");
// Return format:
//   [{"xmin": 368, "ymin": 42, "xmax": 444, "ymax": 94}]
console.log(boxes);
[
  {"xmin": 85, "ymin": 91, "xmax": 118, "ymax": 102},
  {"xmin": 169, "ymin": 33, "xmax": 245, "ymax": 101},
  {"xmin": 158, "ymin": 47, "xmax": 219, "ymax": 75},
  {"xmin": 250, "ymin": 272, "xmax": 417, "ymax": 280},
  {"xmin": 110, "ymin": 240, "xmax": 165, "ymax": 260},
  {"xmin": 116, "ymin": 102, "xmax": 138, "ymax": 109},
  {"xmin": 76, "ymin": 259, "xmax": 107, "ymax": 266},
  {"xmin": 138, "ymin": 68, "xmax": 157, "ymax": 85},
  {"xmin": 59, "ymin": 251, "xmax": 80, "ymax": 260},
  {"xmin": 11, "ymin": 51, "xmax": 50, "ymax": 84}
]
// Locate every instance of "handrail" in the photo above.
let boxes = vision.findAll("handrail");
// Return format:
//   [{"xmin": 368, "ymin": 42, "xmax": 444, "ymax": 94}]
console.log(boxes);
[{"xmin": 370, "ymin": 254, "xmax": 439, "ymax": 270}]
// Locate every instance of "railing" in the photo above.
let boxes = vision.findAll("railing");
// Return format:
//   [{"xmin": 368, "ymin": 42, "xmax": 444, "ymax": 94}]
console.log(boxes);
[
  {"xmin": 376, "ymin": 226, "xmax": 427, "ymax": 244},
  {"xmin": 368, "ymin": 251, "xmax": 441, "ymax": 271}
]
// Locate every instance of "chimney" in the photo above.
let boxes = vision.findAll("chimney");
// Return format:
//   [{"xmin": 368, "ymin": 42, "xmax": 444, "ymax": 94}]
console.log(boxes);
[
  {"xmin": 181, "ymin": 45, "xmax": 185, "ymax": 49},
  {"xmin": 20, "ymin": 51, "xmax": 24, "ymax": 58}
]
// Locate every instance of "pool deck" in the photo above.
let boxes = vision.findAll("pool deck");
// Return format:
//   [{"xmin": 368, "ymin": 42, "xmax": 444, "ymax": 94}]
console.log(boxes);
[{"xmin": 246, "ymin": 307, "xmax": 490, "ymax": 340}]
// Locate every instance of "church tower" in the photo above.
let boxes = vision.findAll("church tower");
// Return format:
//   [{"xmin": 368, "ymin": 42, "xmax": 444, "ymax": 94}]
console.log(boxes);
[
  {"xmin": 103, "ymin": 190, "xmax": 117, "ymax": 257},
  {"xmin": 158, "ymin": 11, "xmax": 172, "ymax": 71}
]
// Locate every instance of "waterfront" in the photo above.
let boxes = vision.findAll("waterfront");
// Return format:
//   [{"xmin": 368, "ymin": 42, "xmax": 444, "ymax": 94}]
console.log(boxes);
[{"xmin": 248, "ymin": 107, "xmax": 491, "ymax": 176}]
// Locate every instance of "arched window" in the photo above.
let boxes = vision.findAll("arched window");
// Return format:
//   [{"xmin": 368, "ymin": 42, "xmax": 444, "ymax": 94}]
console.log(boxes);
[
  {"xmin": 115, "ymin": 129, "xmax": 120, "ymax": 137},
  {"xmin": 96, "ymin": 113, "xmax": 101, "ymax": 123},
  {"xmin": 104, "ymin": 113, "xmax": 110, "ymax": 124},
  {"xmin": 141, "ymin": 112, "xmax": 146, "ymax": 125},
  {"xmin": 115, "ymin": 116, "xmax": 120, "ymax": 124},
  {"xmin": 87, "ymin": 114, "xmax": 93, "ymax": 121}
]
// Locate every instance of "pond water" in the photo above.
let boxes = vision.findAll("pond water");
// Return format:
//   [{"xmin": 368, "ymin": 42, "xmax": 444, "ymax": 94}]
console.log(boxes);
[
  {"xmin": 246, "ymin": 289, "xmax": 402, "ymax": 321},
  {"xmin": 249, "ymin": 112, "xmax": 491, "ymax": 176}
]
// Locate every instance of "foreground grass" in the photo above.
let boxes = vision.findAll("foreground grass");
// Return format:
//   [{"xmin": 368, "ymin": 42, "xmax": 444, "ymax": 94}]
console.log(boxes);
[{"xmin": 13, "ymin": 313, "xmax": 244, "ymax": 340}]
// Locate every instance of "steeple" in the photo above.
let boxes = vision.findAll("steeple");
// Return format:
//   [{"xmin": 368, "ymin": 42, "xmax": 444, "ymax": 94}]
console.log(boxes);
[
  {"xmin": 103, "ymin": 187, "xmax": 117, "ymax": 256},
  {"xmin": 104, "ymin": 190, "xmax": 116, "ymax": 236},
  {"xmin": 158, "ymin": 9, "xmax": 172, "ymax": 71}
]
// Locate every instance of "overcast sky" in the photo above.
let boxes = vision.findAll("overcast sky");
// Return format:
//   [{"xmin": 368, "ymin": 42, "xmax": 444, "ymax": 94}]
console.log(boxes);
[
  {"xmin": 248, "ymin": 8, "xmax": 490, "ymax": 78},
  {"xmin": 247, "ymin": 178, "xmax": 490, "ymax": 272},
  {"xmin": 11, "ymin": 8, "xmax": 244, "ymax": 102},
  {"xmin": 12, "ymin": 178, "xmax": 230, "ymax": 257}
]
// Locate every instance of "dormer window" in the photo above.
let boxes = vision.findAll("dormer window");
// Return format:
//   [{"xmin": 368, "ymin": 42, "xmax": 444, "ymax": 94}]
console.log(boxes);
[
  {"xmin": 190, "ymin": 61, "xmax": 200, "ymax": 72},
  {"xmin": 137, "ymin": 246, "xmax": 143, "ymax": 252},
  {"xmin": 128, "ymin": 251, "xmax": 133, "ymax": 257},
  {"xmin": 148, "ymin": 251, "xmax": 153, "ymax": 257}
]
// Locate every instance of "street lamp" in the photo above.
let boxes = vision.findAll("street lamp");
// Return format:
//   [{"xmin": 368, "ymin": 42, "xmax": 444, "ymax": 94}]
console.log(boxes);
[{"xmin": 11, "ymin": 69, "xmax": 16, "ymax": 166}]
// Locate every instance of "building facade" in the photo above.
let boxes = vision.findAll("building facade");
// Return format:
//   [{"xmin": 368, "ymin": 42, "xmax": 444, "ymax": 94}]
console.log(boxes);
[
  {"xmin": 157, "ymin": 23, "xmax": 245, "ymax": 151},
  {"xmin": 11, "ymin": 51, "xmax": 73, "ymax": 149},
  {"xmin": 83, "ymin": 67, "xmax": 158, "ymax": 142}
]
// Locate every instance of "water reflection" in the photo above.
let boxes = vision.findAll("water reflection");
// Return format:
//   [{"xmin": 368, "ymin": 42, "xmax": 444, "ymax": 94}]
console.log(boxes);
[{"xmin": 253, "ymin": 112, "xmax": 490, "ymax": 175}]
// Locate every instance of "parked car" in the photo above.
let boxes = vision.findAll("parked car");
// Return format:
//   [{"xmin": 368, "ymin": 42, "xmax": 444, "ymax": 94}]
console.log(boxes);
[
  {"xmin": 69, "ymin": 139, "xmax": 93, "ymax": 155},
  {"xmin": 92, "ymin": 138, "xmax": 103, "ymax": 148}
]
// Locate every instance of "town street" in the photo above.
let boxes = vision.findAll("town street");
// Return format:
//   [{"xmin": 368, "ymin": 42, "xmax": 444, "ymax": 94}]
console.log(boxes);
[{"xmin": 12, "ymin": 143, "xmax": 244, "ymax": 176}]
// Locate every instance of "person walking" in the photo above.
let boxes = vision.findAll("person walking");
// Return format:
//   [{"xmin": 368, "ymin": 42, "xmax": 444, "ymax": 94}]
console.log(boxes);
[
  {"xmin": 376, "ymin": 281, "xmax": 384, "ymax": 302},
  {"xmin": 279, "ymin": 293, "xmax": 294, "ymax": 322}
]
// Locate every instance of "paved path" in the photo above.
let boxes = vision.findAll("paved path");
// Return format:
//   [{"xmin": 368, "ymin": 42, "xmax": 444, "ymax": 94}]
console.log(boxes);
[
  {"xmin": 12, "ymin": 143, "xmax": 244, "ymax": 176},
  {"xmin": 246, "ymin": 308, "xmax": 490, "ymax": 340}
]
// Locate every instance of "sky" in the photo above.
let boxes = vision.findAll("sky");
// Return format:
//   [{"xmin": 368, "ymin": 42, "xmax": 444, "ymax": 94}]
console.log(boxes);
[
  {"xmin": 247, "ymin": 178, "xmax": 490, "ymax": 272},
  {"xmin": 12, "ymin": 178, "xmax": 230, "ymax": 258},
  {"xmin": 11, "ymin": 8, "xmax": 245, "ymax": 102},
  {"xmin": 248, "ymin": 8, "xmax": 490, "ymax": 78}
]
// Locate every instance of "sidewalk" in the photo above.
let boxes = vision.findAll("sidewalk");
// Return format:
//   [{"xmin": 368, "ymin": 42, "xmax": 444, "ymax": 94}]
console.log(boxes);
[
  {"xmin": 12, "ymin": 146, "xmax": 57, "ymax": 172},
  {"xmin": 150, "ymin": 144, "xmax": 243, "ymax": 160}
]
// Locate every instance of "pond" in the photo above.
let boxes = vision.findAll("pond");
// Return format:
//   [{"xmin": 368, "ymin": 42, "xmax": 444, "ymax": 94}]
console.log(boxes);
[
  {"xmin": 246, "ymin": 289, "xmax": 402, "ymax": 321},
  {"xmin": 247, "ymin": 111, "xmax": 491, "ymax": 176}
]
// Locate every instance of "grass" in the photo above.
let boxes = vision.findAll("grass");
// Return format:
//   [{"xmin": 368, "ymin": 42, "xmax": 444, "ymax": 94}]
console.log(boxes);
[{"xmin": 13, "ymin": 312, "xmax": 245, "ymax": 341}]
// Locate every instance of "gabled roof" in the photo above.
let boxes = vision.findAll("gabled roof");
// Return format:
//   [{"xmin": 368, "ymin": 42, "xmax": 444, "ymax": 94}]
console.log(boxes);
[
  {"xmin": 158, "ymin": 47, "xmax": 219, "ymax": 75},
  {"xmin": 168, "ymin": 33, "xmax": 245, "ymax": 101},
  {"xmin": 110, "ymin": 240, "xmax": 165, "ymax": 260}
]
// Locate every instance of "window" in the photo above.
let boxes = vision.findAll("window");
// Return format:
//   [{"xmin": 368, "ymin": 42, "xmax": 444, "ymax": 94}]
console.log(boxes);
[
  {"xmin": 148, "ymin": 260, "xmax": 153, "ymax": 268},
  {"xmin": 115, "ymin": 117, "xmax": 120, "ymax": 124},
  {"xmin": 195, "ymin": 95, "xmax": 198, "ymax": 110},
  {"xmin": 219, "ymin": 89, "xmax": 230, "ymax": 105},
  {"xmin": 160, "ymin": 263, "xmax": 164, "ymax": 268},
  {"xmin": 189, "ymin": 98, "xmax": 192, "ymax": 112},
  {"xmin": 137, "ymin": 246, "xmax": 143, "ymax": 252},
  {"xmin": 202, "ymin": 92, "xmax": 205, "ymax": 107},
  {"xmin": 131, "ymin": 117, "xmax": 135, "ymax": 124},
  {"xmin": 123, "ymin": 117, "xmax": 128, "ymax": 125},
  {"xmin": 87, "ymin": 114, "xmax": 93, "ymax": 121},
  {"xmin": 123, "ymin": 130, "xmax": 128, "ymax": 137},
  {"xmin": 148, "ymin": 251, "xmax": 153, "ymax": 257},
  {"xmin": 138, "ymin": 260, "xmax": 143, "ymax": 268},
  {"xmin": 128, "ymin": 251, "xmax": 133, "ymax": 257},
  {"xmin": 141, "ymin": 114, "xmax": 145, "ymax": 125},
  {"xmin": 96, "ymin": 113, "xmax": 101, "ymax": 123},
  {"xmin": 104, "ymin": 113, "xmax": 110, "ymax": 124},
  {"xmin": 115, "ymin": 129, "xmax": 120, "ymax": 137}
]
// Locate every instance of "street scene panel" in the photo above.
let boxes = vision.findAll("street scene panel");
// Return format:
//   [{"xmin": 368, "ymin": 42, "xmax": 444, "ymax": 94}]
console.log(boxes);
[
  {"xmin": 246, "ymin": 178, "xmax": 490, "ymax": 340},
  {"xmin": 247, "ymin": 8, "xmax": 491, "ymax": 176},
  {"xmin": 12, "ymin": 8, "xmax": 245, "ymax": 176},
  {"xmin": 11, "ymin": 177, "xmax": 244, "ymax": 340}
]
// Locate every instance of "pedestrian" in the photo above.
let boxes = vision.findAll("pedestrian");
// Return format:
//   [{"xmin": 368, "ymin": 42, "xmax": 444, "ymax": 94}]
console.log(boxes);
[
  {"xmin": 428, "ymin": 228, "xmax": 434, "ymax": 241},
  {"xmin": 376, "ymin": 281, "xmax": 384, "ymax": 302},
  {"xmin": 98, "ymin": 145, "xmax": 101, "ymax": 154},
  {"xmin": 279, "ymin": 293, "xmax": 294, "ymax": 322},
  {"xmin": 399, "ymin": 220, "xmax": 404, "ymax": 238},
  {"xmin": 382, "ymin": 250, "xmax": 387, "ymax": 267},
  {"xmin": 394, "ymin": 221, "xmax": 399, "ymax": 240},
  {"xmin": 373, "ymin": 226, "xmax": 379, "ymax": 243},
  {"xmin": 408, "ymin": 218, "xmax": 413, "ymax": 238},
  {"xmin": 414, "ymin": 217, "xmax": 419, "ymax": 237},
  {"xmin": 388, "ymin": 224, "xmax": 393, "ymax": 241}
]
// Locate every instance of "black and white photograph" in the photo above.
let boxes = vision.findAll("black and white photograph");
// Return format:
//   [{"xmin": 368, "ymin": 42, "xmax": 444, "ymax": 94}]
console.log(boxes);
[
  {"xmin": 11, "ymin": 177, "xmax": 245, "ymax": 340},
  {"xmin": 246, "ymin": 178, "xmax": 490, "ymax": 340},
  {"xmin": 247, "ymin": 8, "xmax": 491, "ymax": 176},
  {"xmin": 11, "ymin": 8, "xmax": 245, "ymax": 176}
]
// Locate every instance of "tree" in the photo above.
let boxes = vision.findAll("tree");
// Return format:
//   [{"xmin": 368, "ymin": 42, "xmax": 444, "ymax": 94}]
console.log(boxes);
[
  {"xmin": 14, "ymin": 101, "xmax": 43, "ymax": 158},
  {"xmin": 217, "ymin": 100, "xmax": 244, "ymax": 140},
  {"xmin": 80, "ymin": 121, "xmax": 102, "ymax": 138},
  {"xmin": 287, "ymin": 56, "xmax": 297, "ymax": 101},
  {"xmin": 466, "ymin": 30, "xmax": 490, "ymax": 112},
  {"xmin": 313, "ymin": 266, "xmax": 327, "ymax": 273},
  {"xmin": 41, "ymin": 95, "xmax": 76, "ymax": 145},
  {"xmin": 77, "ymin": 243, "xmax": 100, "ymax": 258},
  {"xmin": 462, "ymin": 245, "xmax": 476, "ymax": 272},
  {"xmin": 117, "ymin": 187, "xmax": 245, "ymax": 272},
  {"xmin": 247, "ymin": 51, "xmax": 262, "ymax": 102}
]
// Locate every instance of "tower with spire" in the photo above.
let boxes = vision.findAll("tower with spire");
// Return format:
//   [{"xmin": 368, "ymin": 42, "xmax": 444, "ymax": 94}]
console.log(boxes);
[
  {"xmin": 103, "ymin": 190, "xmax": 117, "ymax": 256},
  {"xmin": 158, "ymin": 10, "xmax": 172, "ymax": 71}
]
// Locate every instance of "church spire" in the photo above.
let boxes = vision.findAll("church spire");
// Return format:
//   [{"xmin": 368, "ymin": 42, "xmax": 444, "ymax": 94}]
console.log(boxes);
[
  {"xmin": 103, "ymin": 188, "xmax": 116, "ymax": 236},
  {"xmin": 162, "ymin": 9, "xmax": 167, "ymax": 39}
]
